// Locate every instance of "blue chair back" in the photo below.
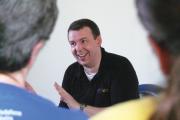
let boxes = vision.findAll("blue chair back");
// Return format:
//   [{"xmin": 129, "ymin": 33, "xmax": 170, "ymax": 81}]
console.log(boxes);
[{"xmin": 139, "ymin": 84, "xmax": 162, "ymax": 98}]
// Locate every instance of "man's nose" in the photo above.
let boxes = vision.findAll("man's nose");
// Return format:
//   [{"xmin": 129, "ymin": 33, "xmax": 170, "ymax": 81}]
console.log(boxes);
[{"xmin": 75, "ymin": 43, "xmax": 83, "ymax": 51}]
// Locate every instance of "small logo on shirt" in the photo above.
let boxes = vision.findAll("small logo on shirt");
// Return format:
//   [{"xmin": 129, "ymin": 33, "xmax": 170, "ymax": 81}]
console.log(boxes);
[
  {"xmin": 0, "ymin": 109, "xmax": 22, "ymax": 120},
  {"xmin": 97, "ymin": 88, "xmax": 109, "ymax": 94}
]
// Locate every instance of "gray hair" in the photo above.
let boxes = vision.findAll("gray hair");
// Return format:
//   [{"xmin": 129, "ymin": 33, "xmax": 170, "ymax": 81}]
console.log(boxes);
[{"xmin": 0, "ymin": 0, "xmax": 58, "ymax": 72}]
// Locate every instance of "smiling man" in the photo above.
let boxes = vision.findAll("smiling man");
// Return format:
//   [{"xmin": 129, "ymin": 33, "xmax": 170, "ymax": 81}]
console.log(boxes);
[
  {"xmin": 68, "ymin": 26, "xmax": 102, "ymax": 72},
  {"xmin": 55, "ymin": 18, "xmax": 139, "ymax": 117}
]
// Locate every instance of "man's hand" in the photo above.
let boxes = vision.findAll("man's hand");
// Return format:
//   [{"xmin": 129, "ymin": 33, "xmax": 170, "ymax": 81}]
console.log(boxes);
[
  {"xmin": 54, "ymin": 82, "xmax": 105, "ymax": 117},
  {"xmin": 54, "ymin": 82, "xmax": 80, "ymax": 109}
]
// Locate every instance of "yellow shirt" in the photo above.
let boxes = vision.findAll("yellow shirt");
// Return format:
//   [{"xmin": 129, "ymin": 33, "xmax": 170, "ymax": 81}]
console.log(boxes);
[{"xmin": 91, "ymin": 97, "xmax": 158, "ymax": 120}]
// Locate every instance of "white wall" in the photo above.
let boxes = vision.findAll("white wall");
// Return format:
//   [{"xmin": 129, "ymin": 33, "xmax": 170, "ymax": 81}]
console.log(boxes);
[{"xmin": 27, "ymin": 0, "xmax": 165, "ymax": 105}]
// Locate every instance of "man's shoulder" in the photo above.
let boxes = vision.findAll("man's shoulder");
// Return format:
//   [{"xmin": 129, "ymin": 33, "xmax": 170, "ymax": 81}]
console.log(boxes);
[
  {"xmin": 91, "ymin": 97, "xmax": 158, "ymax": 120},
  {"xmin": 69, "ymin": 61, "xmax": 80, "ymax": 67},
  {"xmin": 0, "ymin": 84, "xmax": 57, "ymax": 113},
  {"xmin": 103, "ymin": 51, "xmax": 131, "ymax": 70},
  {"xmin": 0, "ymin": 83, "xmax": 87, "ymax": 120},
  {"xmin": 19, "ymin": 93, "xmax": 87, "ymax": 120},
  {"xmin": 66, "ymin": 62, "xmax": 81, "ymax": 72},
  {"xmin": 104, "ymin": 51, "xmax": 130, "ymax": 64}
]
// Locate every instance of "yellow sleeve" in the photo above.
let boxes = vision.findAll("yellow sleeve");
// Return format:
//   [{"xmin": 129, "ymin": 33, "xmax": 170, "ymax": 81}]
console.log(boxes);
[{"xmin": 91, "ymin": 97, "xmax": 157, "ymax": 120}]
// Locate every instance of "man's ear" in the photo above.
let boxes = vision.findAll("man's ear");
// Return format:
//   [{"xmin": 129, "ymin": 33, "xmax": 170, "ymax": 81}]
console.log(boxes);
[
  {"xmin": 148, "ymin": 35, "xmax": 171, "ymax": 75},
  {"xmin": 28, "ymin": 41, "xmax": 45, "ymax": 69},
  {"xmin": 95, "ymin": 36, "xmax": 102, "ymax": 47}
]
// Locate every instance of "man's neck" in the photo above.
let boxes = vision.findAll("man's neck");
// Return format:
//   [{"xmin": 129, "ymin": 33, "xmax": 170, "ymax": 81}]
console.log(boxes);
[
  {"xmin": 0, "ymin": 72, "xmax": 25, "ymax": 88},
  {"xmin": 84, "ymin": 48, "xmax": 102, "ymax": 74},
  {"xmin": 84, "ymin": 64, "xmax": 99, "ymax": 75}
]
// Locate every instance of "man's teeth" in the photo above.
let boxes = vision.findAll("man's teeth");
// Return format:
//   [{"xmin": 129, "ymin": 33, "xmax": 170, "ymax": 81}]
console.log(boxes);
[{"xmin": 78, "ymin": 54, "xmax": 86, "ymax": 57}]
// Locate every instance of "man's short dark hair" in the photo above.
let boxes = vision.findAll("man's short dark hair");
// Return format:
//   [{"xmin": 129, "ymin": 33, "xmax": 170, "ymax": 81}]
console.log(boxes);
[
  {"xmin": 68, "ymin": 18, "xmax": 100, "ymax": 39},
  {"xmin": 0, "ymin": 0, "xmax": 58, "ymax": 72}
]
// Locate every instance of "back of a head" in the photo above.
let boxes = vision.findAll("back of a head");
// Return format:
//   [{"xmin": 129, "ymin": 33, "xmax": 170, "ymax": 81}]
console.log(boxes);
[
  {"xmin": 136, "ymin": 0, "xmax": 180, "ymax": 56},
  {"xmin": 0, "ymin": 0, "xmax": 58, "ymax": 72},
  {"xmin": 68, "ymin": 18, "xmax": 100, "ymax": 39},
  {"xmin": 136, "ymin": 0, "xmax": 180, "ymax": 120}
]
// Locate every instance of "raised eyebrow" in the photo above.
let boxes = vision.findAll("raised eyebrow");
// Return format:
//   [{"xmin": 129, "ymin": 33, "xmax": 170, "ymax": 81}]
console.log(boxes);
[
  {"xmin": 68, "ymin": 40, "xmax": 75, "ymax": 45},
  {"xmin": 68, "ymin": 40, "xmax": 73, "ymax": 43},
  {"xmin": 80, "ymin": 37, "xmax": 87, "ymax": 41}
]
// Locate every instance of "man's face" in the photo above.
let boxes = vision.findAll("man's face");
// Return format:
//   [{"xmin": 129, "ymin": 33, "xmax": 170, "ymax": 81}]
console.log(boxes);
[{"xmin": 68, "ymin": 27, "xmax": 101, "ymax": 67}]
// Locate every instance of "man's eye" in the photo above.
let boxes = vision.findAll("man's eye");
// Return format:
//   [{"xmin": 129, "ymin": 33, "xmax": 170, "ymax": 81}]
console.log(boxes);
[
  {"xmin": 70, "ymin": 42, "xmax": 76, "ymax": 46},
  {"xmin": 81, "ymin": 39, "xmax": 87, "ymax": 43}
]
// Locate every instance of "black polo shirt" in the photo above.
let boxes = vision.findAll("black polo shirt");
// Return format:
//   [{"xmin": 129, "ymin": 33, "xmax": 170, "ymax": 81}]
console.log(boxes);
[{"xmin": 59, "ymin": 48, "xmax": 139, "ymax": 108}]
